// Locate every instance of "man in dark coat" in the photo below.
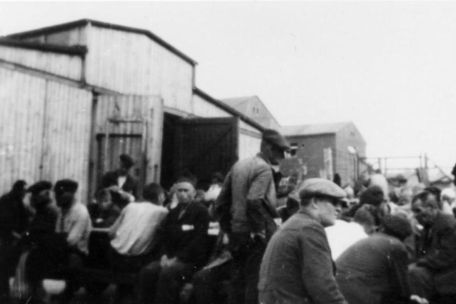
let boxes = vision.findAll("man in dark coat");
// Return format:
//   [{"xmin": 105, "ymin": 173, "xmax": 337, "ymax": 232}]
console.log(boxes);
[
  {"xmin": 336, "ymin": 214, "xmax": 413, "ymax": 304},
  {"xmin": 0, "ymin": 180, "xmax": 28, "ymax": 299},
  {"xmin": 258, "ymin": 178, "xmax": 347, "ymax": 304},
  {"xmin": 100, "ymin": 154, "xmax": 138, "ymax": 199},
  {"xmin": 138, "ymin": 177, "xmax": 210, "ymax": 304},
  {"xmin": 215, "ymin": 129, "xmax": 290, "ymax": 304},
  {"xmin": 408, "ymin": 190, "xmax": 456, "ymax": 301}
]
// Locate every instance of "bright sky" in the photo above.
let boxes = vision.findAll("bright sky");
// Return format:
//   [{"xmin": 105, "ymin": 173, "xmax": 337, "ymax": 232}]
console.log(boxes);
[{"xmin": 1, "ymin": 1, "xmax": 456, "ymax": 172}]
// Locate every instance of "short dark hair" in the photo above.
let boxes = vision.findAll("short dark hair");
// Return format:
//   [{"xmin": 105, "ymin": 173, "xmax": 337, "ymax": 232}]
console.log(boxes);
[
  {"xmin": 119, "ymin": 154, "xmax": 135, "ymax": 169},
  {"xmin": 143, "ymin": 183, "xmax": 164, "ymax": 204},
  {"xmin": 412, "ymin": 191, "xmax": 439, "ymax": 209}
]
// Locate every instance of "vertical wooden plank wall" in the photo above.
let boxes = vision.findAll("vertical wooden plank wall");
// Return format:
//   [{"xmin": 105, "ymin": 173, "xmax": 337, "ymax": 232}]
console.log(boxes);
[
  {"xmin": 40, "ymin": 81, "xmax": 92, "ymax": 202},
  {"xmin": 0, "ymin": 68, "xmax": 46, "ymax": 193}
]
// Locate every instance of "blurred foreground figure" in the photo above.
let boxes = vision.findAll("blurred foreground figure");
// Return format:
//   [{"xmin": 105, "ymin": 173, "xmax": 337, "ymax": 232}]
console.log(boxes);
[
  {"xmin": 258, "ymin": 178, "xmax": 347, "ymax": 304},
  {"xmin": 336, "ymin": 214, "xmax": 413, "ymax": 304},
  {"xmin": 409, "ymin": 190, "xmax": 456, "ymax": 302}
]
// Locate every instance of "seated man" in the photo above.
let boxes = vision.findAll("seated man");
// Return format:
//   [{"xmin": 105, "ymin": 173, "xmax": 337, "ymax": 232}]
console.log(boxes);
[
  {"xmin": 408, "ymin": 190, "xmax": 456, "ymax": 302},
  {"xmin": 138, "ymin": 177, "xmax": 210, "ymax": 304},
  {"xmin": 54, "ymin": 179, "xmax": 92, "ymax": 300},
  {"xmin": 336, "ymin": 214, "xmax": 413, "ymax": 304},
  {"xmin": 109, "ymin": 183, "xmax": 168, "ymax": 271}
]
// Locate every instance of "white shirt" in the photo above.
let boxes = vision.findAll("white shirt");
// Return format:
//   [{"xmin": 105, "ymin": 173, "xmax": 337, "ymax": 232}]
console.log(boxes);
[
  {"xmin": 325, "ymin": 219, "xmax": 368, "ymax": 260},
  {"xmin": 110, "ymin": 202, "xmax": 168, "ymax": 256},
  {"xmin": 56, "ymin": 202, "xmax": 92, "ymax": 255}
]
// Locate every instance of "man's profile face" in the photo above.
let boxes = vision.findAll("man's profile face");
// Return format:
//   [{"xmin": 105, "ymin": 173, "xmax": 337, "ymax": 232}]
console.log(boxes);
[
  {"xmin": 316, "ymin": 197, "xmax": 341, "ymax": 227},
  {"xmin": 266, "ymin": 143, "xmax": 285, "ymax": 165},
  {"xmin": 31, "ymin": 189, "xmax": 51, "ymax": 209},
  {"xmin": 412, "ymin": 196, "xmax": 438, "ymax": 227},
  {"xmin": 175, "ymin": 182, "xmax": 195, "ymax": 204}
]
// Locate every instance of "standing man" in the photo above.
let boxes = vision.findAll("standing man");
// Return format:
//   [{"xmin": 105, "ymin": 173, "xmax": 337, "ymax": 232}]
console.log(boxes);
[
  {"xmin": 100, "ymin": 154, "xmax": 138, "ymax": 199},
  {"xmin": 258, "ymin": 178, "xmax": 347, "ymax": 304},
  {"xmin": 215, "ymin": 129, "xmax": 290, "ymax": 304}
]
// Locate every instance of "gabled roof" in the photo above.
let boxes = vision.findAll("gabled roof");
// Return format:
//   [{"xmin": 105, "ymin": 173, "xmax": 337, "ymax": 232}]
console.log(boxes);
[
  {"xmin": 222, "ymin": 96, "xmax": 281, "ymax": 128},
  {"xmin": 222, "ymin": 96, "xmax": 257, "ymax": 112},
  {"xmin": 0, "ymin": 38, "xmax": 87, "ymax": 56},
  {"xmin": 281, "ymin": 122, "xmax": 352, "ymax": 136},
  {"xmin": 6, "ymin": 19, "xmax": 196, "ymax": 66},
  {"xmin": 194, "ymin": 88, "xmax": 264, "ymax": 132}
]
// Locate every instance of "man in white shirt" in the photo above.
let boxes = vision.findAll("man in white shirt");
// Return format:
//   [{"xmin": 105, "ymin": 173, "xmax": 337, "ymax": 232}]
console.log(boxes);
[{"xmin": 109, "ymin": 183, "xmax": 168, "ymax": 271}]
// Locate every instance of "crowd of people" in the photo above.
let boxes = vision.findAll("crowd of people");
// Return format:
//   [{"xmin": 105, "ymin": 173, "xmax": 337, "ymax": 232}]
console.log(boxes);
[{"xmin": 0, "ymin": 129, "xmax": 456, "ymax": 304}]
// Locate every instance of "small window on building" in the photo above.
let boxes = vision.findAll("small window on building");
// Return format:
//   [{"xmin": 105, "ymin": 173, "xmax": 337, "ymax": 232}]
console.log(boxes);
[{"xmin": 289, "ymin": 143, "xmax": 298, "ymax": 156}]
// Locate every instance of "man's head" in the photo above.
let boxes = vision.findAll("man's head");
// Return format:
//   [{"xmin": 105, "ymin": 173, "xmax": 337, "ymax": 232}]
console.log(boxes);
[
  {"xmin": 11, "ymin": 180, "xmax": 27, "ymax": 199},
  {"xmin": 412, "ymin": 191, "xmax": 440, "ymax": 227},
  {"xmin": 54, "ymin": 179, "xmax": 78, "ymax": 209},
  {"xmin": 143, "ymin": 183, "xmax": 166, "ymax": 205},
  {"xmin": 118, "ymin": 154, "xmax": 135, "ymax": 176},
  {"xmin": 380, "ymin": 214, "xmax": 412, "ymax": 241},
  {"xmin": 260, "ymin": 129, "xmax": 290, "ymax": 165},
  {"xmin": 175, "ymin": 177, "xmax": 196, "ymax": 205},
  {"xmin": 28, "ymin": 181, "xmax": 53, "ymax": 209},
  {"xmin": 299, "ymin": 178, "xmax": 346, "ymax": 227}
]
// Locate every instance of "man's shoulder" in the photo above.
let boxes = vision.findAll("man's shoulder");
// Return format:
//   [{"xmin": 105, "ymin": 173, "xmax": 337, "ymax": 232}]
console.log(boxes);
[
  {"xmin": 283, "ymin": 213, "xmax": 325, "ymax": 234},
  {"xmin": 434, "ymin": 212, "xmax": 456, "ymax": 231},
  {"xmin": 71, "ymin": 202, "xmax": 90, "ymax": 218}
]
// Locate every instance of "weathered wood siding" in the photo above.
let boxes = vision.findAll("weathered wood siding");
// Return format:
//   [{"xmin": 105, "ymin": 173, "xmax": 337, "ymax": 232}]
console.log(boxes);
[
  {"xmin": 18, "ymin": 26, "xmax": 87, "ymax": 46},
  {"xmin": 0, "ymin": 45, "xmax": 83, "ymax": 80},
  {"xmin": 95, "ymin": 94, "xmax": 163, "ymax": 187},
  {"xmin": 0, "ymin": 65, "xmax": 92, "ymax": 201},
  {"xmin": 85, "ymin": 26, "xmax": 194, "ymax": 112}
]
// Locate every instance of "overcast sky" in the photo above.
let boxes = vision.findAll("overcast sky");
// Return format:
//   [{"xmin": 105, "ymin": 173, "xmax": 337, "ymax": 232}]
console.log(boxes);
[{"xmin": 1, "ymin": 1, "xmax": 456, "ymax": 173}]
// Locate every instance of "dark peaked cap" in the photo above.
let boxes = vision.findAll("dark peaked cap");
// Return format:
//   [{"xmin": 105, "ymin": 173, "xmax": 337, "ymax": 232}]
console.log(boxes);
[
  {"xmin": 27, "ymin": 181, "xmax": 52, "ymax": 195},
  {"xmin": 299, "ymin": 178, "xmax": 346, "ymax": 200},
  {"xmin": 262, "ymin": 129, "xmax": 290, "ymax": 151},
  {"xmin": 54, "ymin": 179, "xmax": 78, "ymax": 195}
]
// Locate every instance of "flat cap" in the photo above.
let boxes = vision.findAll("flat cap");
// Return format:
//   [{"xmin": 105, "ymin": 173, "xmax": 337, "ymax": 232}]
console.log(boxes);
[
  {"xmin": 120, "ymin": 154, "xmax": 135, "ymax": 168},
  {"xmin": 299, "ymin": 178, "xmax": 346, "ymax": 200},
  {"xmin": 54, "ymin": 179, "xmax": 78, "ymax": 195},
  {"xmin": 262, "ymin": 129, "xmax": 290, "ymax": 151},
  {"xmin": 27, "ymin": 181, "xmax": 52, "ymax": 195}
]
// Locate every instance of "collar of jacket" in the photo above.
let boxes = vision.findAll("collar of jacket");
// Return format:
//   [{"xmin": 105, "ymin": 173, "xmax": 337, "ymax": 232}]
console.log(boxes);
[{"xmin": 256, "ymin": 152, "xmax": 272, "ymax": 165}]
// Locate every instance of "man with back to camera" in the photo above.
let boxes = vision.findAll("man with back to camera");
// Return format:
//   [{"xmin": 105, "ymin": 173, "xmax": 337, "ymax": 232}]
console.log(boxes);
[
  {"xmin": 214, "ymin": 128, "xmax": 290, "ymax": 304},
  {"xmin": 258, "ymin": 178, "xmax": 347, "ymax": 304}
]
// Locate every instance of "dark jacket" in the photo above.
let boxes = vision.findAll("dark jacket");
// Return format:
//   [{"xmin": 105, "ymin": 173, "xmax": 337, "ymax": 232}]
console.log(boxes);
[
  {"xmin": 0, "ymin": 192, "xmax": 28, "ymax": 240},
  {"xmin": 215, "ymin": 153, "xmax": 278, "ymax": 239},
  {"xmin": 258, "ymin": 210, "xmax": 347, "ymax": 304},
  {"xmin": 162, "ymin": 201, "xmax": 210, "ymax": 267},
  {"xmin": 336, "ymin": 233, "xmax": 410, "ymax": 304},
  {"xmin": 415, "ymin": 212, "xmax": 456, "ymax": 271},
  {"xmin": 100, "ymin": 171, "xmax": 138, "ymax": 198}
]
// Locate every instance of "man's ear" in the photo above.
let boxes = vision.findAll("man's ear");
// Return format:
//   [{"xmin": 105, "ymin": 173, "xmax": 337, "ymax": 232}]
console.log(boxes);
[{"xmin": 309, "ymin": 198, "xmax": 318, "ymax": 210}]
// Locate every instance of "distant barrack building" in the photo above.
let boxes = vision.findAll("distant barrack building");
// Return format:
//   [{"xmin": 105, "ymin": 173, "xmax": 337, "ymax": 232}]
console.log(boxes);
[{"xmin": 281, "ymin": 122, "xmax": 366, "ymax": 186}]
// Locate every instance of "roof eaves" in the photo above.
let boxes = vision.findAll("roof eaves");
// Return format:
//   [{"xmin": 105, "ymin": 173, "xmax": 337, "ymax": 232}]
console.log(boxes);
[
  {"xmin": 7, "ymin": 18, "xmax": 197, "ymax": 66},
  {"xmin": 0, "ymin": 38, "xmax": 87, "ymax": 56},
  {"xmin": 194, "ymin": 88, "xmax": 265, "ymax": 132}
]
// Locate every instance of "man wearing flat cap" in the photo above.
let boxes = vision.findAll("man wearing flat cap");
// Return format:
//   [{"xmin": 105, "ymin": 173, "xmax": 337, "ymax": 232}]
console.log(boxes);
[
  {"xmin": 55, "ymin": 179, "xmax": 92, "ymax": 256},
  {"xmin": 215, "ymin": 128, "xmax": 290, "ymax": 304},
  {"xmin": 100, "ymin": 154, "xmax": 138, "ymax": 199},
  {"xmin": 258, "ymin": 178, "xmax": 347, "ymax": 304}
]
